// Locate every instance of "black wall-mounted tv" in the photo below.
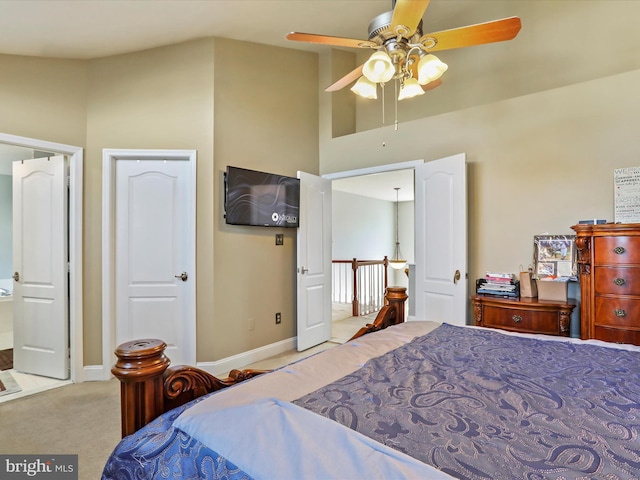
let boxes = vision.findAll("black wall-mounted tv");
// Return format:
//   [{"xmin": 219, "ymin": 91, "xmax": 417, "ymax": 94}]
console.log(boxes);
[{"xmin": 224, "ymin": 166, "xmax": 300, "ymax": 228}]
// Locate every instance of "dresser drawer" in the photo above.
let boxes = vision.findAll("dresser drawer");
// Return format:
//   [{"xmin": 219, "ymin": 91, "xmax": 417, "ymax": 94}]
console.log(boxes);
[
  {"xmin": 594, "ymin": 266, "xmax": 640, "ymax": 295},
  {"xmin": 594, "ymin": 326, "xmax": 640, "ymax": 345},
  {"xmin": 594, "ymin": 237, "xmax": 640, "ymax": 264},
  {"xmin": 482, "ymin": 305, "xmax": 561, "ymax": 335},
  {"xmin": 594, "ymin": 297, "xmax": 640, "ymax": 329}
]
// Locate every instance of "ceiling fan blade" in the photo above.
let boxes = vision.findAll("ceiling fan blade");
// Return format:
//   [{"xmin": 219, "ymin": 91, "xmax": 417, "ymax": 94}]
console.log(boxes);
[
  {"xmin": 390, "ymin": 0, "xmax": 431, "ymax": 37},
  {"xmin": 325, "ymin": 64, "xmax": 365, "ymax": 92},
  {"xmin": 420, "ymin": 16, "xmax": 522, "ymax": 52},
  {"xmin": 286, "ymin": 32, "xmax": 377, "ymax": 49}
]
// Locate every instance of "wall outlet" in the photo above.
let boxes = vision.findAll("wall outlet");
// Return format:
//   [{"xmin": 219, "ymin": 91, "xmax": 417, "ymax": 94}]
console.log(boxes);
[
  {"xmin": 248, "ymin": 318, "xmax": 255, "ymax": 331},
  {"xmin": 275, "ymin": 234, "xmax": 284, "ymax": 246},
  {"xmin": 275, "ymin": 312, "xmax": 282, "ymax": 324}
]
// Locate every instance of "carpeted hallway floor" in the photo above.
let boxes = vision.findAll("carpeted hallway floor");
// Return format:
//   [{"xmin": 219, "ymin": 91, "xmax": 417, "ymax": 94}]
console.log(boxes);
[
  {"xmin": 0, "ymin": 378, "xmax": 121, "ymax": 480},
  {"xmin": 0, "ymin": 312, "xmax": 373, "ymax": 479}
]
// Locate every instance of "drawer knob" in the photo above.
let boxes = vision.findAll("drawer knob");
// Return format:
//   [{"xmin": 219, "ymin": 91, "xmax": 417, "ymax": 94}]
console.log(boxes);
[
  {"xmin": 613, "ymin": 246, "xmax": 626, "ymax": 255},
  {"xmin": 614, "ymin": 309, "xmax": 627, "ymax": 317},
  {"xmin": 512, "ymin": 314, "xmax": 523, "ymax": 323},
  {"xmin": 614, "ymin": 277, "xmax": 626, "ymax": 286}
]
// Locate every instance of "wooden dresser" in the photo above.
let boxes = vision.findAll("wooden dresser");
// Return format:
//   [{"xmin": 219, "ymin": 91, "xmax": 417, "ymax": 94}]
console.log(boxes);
[
  {"xmin": 572, "ymin": 223, "xmax": 640, "ymax": 345},
  {"xmin": 471, "ymin": 296, "xmax": 575, "ymax": 336}
]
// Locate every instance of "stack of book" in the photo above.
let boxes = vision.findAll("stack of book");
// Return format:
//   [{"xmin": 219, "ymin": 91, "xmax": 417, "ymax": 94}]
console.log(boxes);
[{"xmin": 476, "ymin": 272, "xmax": 520, "ymax": 298}]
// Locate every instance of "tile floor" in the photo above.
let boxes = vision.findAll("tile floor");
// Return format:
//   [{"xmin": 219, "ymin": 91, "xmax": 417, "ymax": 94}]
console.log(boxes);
[{"xmin": 0, "ymin": 330, "xmax": 71, "ymax": 404}]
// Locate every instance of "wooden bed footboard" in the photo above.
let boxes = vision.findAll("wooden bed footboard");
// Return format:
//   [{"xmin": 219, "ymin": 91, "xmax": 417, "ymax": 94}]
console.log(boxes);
[
  {"xmin": 112, "ymin": 287, "xmax": 407, "ymax": 438},
  {"xmin": 111, "ymin": 340, "xmax": 267, "ymax": 437}
]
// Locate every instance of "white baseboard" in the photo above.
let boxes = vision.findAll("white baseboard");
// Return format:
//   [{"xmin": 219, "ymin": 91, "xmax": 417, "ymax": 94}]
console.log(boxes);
[
  {"xmin": 82, "ymin": 337, "xmax": 297, "ymax": 383},
  {"xmin": 196, "ymin": 337, "xmax": 297, "ymax": 377},
  {"xmin": 81, "ymin": 364, "xmax": 110, "ymax": 382}
]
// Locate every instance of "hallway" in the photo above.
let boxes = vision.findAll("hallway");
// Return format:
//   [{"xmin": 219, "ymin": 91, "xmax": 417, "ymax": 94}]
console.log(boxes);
[{"xmin": 0, "ymin": 331, "xmax": 70, "ymax": 404}]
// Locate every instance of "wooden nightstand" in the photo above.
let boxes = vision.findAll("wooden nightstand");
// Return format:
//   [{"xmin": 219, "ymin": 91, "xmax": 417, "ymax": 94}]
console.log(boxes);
[{"xmin": 471, "ymin": 295, "xmax": 576, "ymax": 337}]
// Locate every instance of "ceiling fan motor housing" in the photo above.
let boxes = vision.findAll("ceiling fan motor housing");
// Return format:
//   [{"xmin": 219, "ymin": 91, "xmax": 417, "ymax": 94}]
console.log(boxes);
[
  {"xmin": 367, "ymin": 11, "xmax": 423, "ymax": 45},
  {"xmin": 367, "ymin": 11, "xmax": 424, "ymax": 80}
]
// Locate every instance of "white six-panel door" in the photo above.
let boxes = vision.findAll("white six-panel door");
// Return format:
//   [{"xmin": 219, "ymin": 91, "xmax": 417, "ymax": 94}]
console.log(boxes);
[
  {"xmin": 103, "ymin": 150, "xmax": 196, "ymax": 368},
  {"xmin": 13, "ymin": 155, "xmax": 69, "ymax": 379}
]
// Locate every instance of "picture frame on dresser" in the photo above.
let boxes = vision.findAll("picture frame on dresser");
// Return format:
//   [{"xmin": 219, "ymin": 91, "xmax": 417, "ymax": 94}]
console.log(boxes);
[{"xmin": 533, "ymin": 234, "xmax": 577, "ymax": 280}]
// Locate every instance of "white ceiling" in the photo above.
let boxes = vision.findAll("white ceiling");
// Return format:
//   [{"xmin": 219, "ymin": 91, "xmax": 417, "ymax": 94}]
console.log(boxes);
[
  {"xmin": 332, "ymin": 170, "xmax": 414, "ymax": 202},
  {"xmin": 0, "ymin": 1, "xmax": 471, "ymax": 59},
  {"xmin": 0, "ymin": 0, "xmax": 435, "ymax": 199}
]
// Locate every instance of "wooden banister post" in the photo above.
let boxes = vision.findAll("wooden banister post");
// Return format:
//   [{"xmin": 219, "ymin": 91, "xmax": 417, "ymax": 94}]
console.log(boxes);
[
  {"xmin": 351, "ymin": 257, "xmax": 359, "ymax": 317},
  {"xmin": 383, "ymin": 256, "xmax": 389, "ymax": 291},
  {"xmin": 111, "ymin": 339, "xmax": 171, "ymax": 438},
  {"xmin": 386, "ymin": 287, "xmax": 408, "ymax": 325}
]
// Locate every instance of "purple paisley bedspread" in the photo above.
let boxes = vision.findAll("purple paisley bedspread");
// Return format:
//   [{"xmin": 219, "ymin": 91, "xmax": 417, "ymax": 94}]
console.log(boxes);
[
  {"xmin": 294, "ymin": 324, "xmax": 640, "ymax": 480},
  {"xmin": 101, "ymin": 397, "xmax": 253, "ymax": 480}
]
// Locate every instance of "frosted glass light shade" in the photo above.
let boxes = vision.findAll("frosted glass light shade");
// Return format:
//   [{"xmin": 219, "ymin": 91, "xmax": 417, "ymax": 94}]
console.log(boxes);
[
  {"xmin": 389, "ymin": 259, "xmax": 407, "ymax": 270},
  {"xmin": 398, "ymin": 77, "xmax": 424, "ymax": 100},
  {"xmin": 350, "ymin": 76, "xmax": 378, "ymax": 99},
  {"xmin": 417, "ymin": 54, "xmax": 448, "ymax": 85},
  {"xmin": 362, "ymin": 51, "xmax": 395, "ymax": 83}
]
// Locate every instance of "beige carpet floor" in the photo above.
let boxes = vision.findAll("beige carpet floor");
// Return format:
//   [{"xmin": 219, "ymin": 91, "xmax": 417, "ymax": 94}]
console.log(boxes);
[
  {"xmin": 0, "ymin": 378, "xmax": 121, "ymax": 480},
  {"xmin": 0, "ymin": 312, "xmax": 375, "ymax": 480}
]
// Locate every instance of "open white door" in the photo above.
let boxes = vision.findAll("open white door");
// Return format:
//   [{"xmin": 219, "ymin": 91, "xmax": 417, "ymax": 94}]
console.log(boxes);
[
  {"xmin": 13, "ymin": 155, "xmax": 69, "ymax": 379},
  {"xmin": 414, "ymin": 153, "xmax": 467, "ymax": 324},
  {"xmin": 296, "ymin": 171, "xmax": 332, "ymax": 351},
  {"xmin": 104, "ymin": 150, "xmax": 196, "ymax": 367}
]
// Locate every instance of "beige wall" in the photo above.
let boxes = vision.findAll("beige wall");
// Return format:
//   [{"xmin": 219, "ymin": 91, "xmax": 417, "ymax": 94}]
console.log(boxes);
[
  {"xmin": 0, "ymin": 37, "xmax": 318, "ymax": 367},
  {"xmin": 210, "ymin": 39, "xmax": 318, "ymax": 360},
  {"xmin": 84, "ymin": 38, "xmax": 318, "ymax": 363},
  {"xmin": 2, "ymin": 0, "xmax": 639, "ymax": 364},
  {"xmin": 321, "ymin": 66, "xmax": 640, "ymax": 325},
  {"xmin": 344, "ymin": 0, "xmax": 640, "ymax": 134},
  {"xmin": 319, "ymin": 0, "xmax": 640, "ymax": 327},
  {"xmin": 84, "ymin": 38, "xmax": 217, "ymax": 364},
  {"xmin": 0, "ymin": 54, "xmax": 87, "ymax": 146}
]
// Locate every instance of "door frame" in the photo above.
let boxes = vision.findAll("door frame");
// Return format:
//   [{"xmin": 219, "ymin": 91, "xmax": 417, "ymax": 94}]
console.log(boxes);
[
  {"xmin": 322, "ymin": 160, "xmax": 425, "ymax": 182},
  {"xmin": 102, "ymin": 149, "xmax": 197, "ymax": 378},
  {"xmin": 323, "ymin": 159, "xmax": 423, "ymax": 321},
  {"xmin": 0, "ymin": 132, "xmax": 83, "ymax": 382}
]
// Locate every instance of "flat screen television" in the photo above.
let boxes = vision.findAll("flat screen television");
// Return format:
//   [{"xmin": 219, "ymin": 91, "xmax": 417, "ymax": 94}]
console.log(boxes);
[{"xmin": 224, "ymin": 166, "xmax": 300, "ymax": 227}]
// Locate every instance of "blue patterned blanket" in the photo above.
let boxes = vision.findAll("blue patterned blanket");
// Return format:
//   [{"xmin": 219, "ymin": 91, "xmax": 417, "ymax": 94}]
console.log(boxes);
[
  {"xmin": 294, "ymin": 323, "xmax": 640, "ymax": 480},
  {"xmin": 102, "ymin": 397, "xmax": 253, "ymax": 480}
]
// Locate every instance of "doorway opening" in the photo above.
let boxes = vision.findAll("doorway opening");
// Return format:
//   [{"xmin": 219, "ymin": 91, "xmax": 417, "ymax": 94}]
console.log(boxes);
[
  {"xmin": 0, "ymin": 133, "xmax": 83, "ymax": 402},
  {"xmin": 325, "ymin": 160, "xmax": 421, "ymax": 342}
]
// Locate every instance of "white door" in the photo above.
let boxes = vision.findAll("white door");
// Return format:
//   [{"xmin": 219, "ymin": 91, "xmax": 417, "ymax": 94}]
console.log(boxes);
[
  {"xmin": 296, "ymin": 171, "xmax": 332, "ymax": 351},
  {"xmin": 13, "ymin": 155, "xmax": 69, "ymax": 379},
  {"xmin": 111, "ymin": 156, "xmax": 196, "ymax": 366},
  {"xmin": 414, "ymin": 153, "xmax": 467, "ymax": 324}
]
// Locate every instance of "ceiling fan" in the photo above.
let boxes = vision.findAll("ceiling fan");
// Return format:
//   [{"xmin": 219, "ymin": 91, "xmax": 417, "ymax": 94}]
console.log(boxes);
[{"xmin": 286, "ymin": 0, "xmax": 521, "ymax": 101}]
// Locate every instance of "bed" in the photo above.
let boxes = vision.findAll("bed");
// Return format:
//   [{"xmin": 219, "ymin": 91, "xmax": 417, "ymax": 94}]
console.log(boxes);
[{"xmin": 103, "ymin": 289, "xmax": 640, "ymax": 480}]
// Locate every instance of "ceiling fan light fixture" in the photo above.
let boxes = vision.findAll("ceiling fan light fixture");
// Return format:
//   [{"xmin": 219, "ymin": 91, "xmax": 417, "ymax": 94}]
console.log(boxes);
[
  {"xmin": 417, "ymin": 54, "xmax": 448, "ymax": 85},
  {"xmin": 351, "ymin": 76, "xmax": 378, "ymax": 99},
  {"xmin": 398, "ymin": 77, "xmax": 424, "ymax": 100},
  {"xmin": 362, "ymin": 51, "xmax": 395, "ymax": 84}
]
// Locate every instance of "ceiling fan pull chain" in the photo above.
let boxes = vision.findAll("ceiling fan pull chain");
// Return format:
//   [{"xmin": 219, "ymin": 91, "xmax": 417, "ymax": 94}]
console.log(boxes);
[
  {"xmin": 381, "ymin": 82, "xmax": 385, "ymax": 126},
  {"xmin": 394, "ymin": 79, "xmax": 399, "ymax": 131}
]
